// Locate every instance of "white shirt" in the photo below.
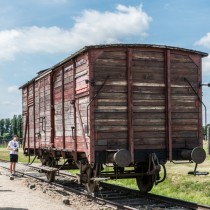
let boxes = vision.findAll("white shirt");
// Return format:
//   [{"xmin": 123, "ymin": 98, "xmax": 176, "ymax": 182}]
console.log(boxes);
[{"xmin": 8, "ymin": 140, "xmax": 19, "ymax": 155}]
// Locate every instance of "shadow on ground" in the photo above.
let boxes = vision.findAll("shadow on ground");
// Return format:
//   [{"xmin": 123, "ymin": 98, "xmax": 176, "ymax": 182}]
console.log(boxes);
[
  {"xmin": 0, "ymin": 208, "xmax": 28, "ymax": 210},
  {"xmin": 0, "ymin": 190, "xmax": 13, "ymax": 192}
]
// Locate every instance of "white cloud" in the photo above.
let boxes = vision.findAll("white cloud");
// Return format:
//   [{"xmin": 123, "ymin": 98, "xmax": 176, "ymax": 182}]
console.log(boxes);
[
  {"xmin": 195, "ymin": 33, "xmax": 210, "ymax": 49},
  {"xmin": 0, "ymin": 4, "xmax": 152, "ymax": 61},
  {"xmin": 202, "ymin": 56, "xmax": 210, "ymax": 74},
  {"xmin": 7, "ymin": 85, "xmax": 19, "ymax": 93},
  {"xmin": 38, "ymin": 0, "xmax": 67, "ymax": 4},
  {"xmin": 195, "ymin": 34, "xmax": 210, "ymax": 74}
]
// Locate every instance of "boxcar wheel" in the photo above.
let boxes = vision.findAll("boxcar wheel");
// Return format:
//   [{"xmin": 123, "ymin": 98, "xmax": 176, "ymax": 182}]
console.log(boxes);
[
  {"xmin": 136, "ymin": 175, "xmax": 154, "ymax": 193},
  {"xmin": 85, "ymin": 167, "xmax": 98, "ymax": 194},
  {"xmin": 86, "ymin": 181, "xmax": 98, "ymax": 194},
  {"xmin": 46, "ymin": 171, "xmax": 56, "ymax": 182}
]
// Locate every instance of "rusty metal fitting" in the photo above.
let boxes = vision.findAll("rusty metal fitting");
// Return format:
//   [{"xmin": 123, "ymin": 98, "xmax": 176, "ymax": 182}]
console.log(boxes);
[
  {"xmin": 113, "ymin": 149, "xmax": 131, "ymax": 167},
  {"xmin": 181, "ymin": 147, "xmax": 206, "ymax": 164}
]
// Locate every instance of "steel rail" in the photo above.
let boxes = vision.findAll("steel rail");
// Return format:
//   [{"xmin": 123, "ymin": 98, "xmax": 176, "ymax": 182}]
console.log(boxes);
[{"xmin": 0, "ymin": 160, "xmax": 210, "ymax": 210}]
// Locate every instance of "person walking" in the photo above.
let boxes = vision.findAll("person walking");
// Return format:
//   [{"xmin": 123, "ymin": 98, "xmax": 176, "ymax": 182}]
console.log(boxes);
[{"xmin": 7, "ymin": 135, "xmax": 19, "ymax": 176}]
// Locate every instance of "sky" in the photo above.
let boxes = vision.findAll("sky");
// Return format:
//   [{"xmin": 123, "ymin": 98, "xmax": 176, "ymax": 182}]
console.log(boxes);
[{"xmin": 0, "ymin": 0, "xmax": 210, "ymax": 123}]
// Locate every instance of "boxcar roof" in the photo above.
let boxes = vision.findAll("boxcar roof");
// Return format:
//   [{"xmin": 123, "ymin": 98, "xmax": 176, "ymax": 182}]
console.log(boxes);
[{"xmin": 19, "ymin": 44, "xmax": 208, "ymax": 89}]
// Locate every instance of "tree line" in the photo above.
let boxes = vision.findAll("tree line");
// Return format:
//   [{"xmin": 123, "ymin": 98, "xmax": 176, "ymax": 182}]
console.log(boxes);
[{"xmin": 0, "ymin": 115, "xmax": 22, "ymax": 141}]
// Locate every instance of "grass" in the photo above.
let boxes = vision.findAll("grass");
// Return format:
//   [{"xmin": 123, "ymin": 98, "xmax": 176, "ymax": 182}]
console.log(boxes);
[
  {"xmin": 151, "ymin": 160, "xmax": 210, "ymax": 205},
  {"xmin": 106, "ymin": 141, "xmax": 210, "ymax": 206},
  {"xmin": 1, "ymin": 142, "xmax": 210, "ymax": 205},
  {"xmin": 0, "ymin": 146, "xmax": 40, "ymax": 163},
  {"xmin": 105, "ymin": 161, "xmax": 210, "ymax": 205}
]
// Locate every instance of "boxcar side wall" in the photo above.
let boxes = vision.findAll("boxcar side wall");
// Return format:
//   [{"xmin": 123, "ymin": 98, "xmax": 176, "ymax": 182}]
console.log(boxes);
[
  {"xmin": 91, "ymin": 47, "xmax": 203, "ymax": 163},
  {"xmin": 22, "ymin": 45, "xmax": 204, "ymax": 164},
  {"xmin": 52, "ymin": 53, "xmax": 90, "ymax": 155},
  {"xmin": 170, "ymin": 53, "xmax": 202, "ymax": 150},
  {"xmin": 22, "ymin": 53, "xmax": 93, "ymax": 161},
  {"xmin": 22, "ymin": 74, "xmax": 52, "ymax": 153}
]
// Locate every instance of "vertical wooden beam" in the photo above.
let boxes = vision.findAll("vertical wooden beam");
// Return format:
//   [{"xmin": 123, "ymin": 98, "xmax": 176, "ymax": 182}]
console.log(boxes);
[
  {"xmin": 27, "ymin": 85, "xmax": 30, "ymax": 159},
  {"xmin": 50, "ymin": 72, "xmax": 55, "ymax": 147},
  {"xmin": 197, "ymin": 57, "xmax": 203, "ymax": 147},
  {"xmin": 72, "ymin": 60, "xmax": 77, "ymax": 160},
  {"xmin": 23, "ymin": 87, "xmax": 28, "ymax": 152},
  {"xmin": 62, "ymin": 67, "xmax": 66, "ymax": 149},
  {"xmin": 88, "ymin": 50, "xmax": 95, "ymax": 163},
  {"xmin": 33, "ymin": 81, "xmax": 36, "ymax": 155},
  {"xmin": 127, "ymin": 48, "xmax": 134, "ymax": 163},
  {"xmin": 23, "ymin": 113, "xmax": 28, "ymax": 151},
  {"xmin": 38, "ymin": 80, "xmax": 42, "ymax": 148},
  {"xmin": 165, "ymin": 49, "xmax": 172, "ymax": 161},
  {"xmin": 75, "ymin": 101, "xmax": 88, "ymax": 150},
  {"xmin": 43, "ymin": 78, "xmax": 46, "ymax": 147}
]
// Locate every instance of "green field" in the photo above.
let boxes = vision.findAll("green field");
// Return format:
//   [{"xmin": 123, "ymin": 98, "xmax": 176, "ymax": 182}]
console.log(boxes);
[
  {"xmin": 106, "ymin": 159, "xmax": 210, "ymax": 206},
  {"xmin": 0, "ymin": 142, "xmax": 210, "ymax": 205},
  {"xmin": 0, "ymin": 146, "xmax": 39, "ymax": 163},
  {"xmin": 107, "ymin": 141, "xmax": 210, "ymax": 206}
]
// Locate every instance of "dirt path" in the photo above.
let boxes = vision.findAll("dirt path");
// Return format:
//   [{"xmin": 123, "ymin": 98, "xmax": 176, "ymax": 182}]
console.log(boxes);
[
  {"xmin": 0, "ymin": 163, "xmax": 113, "ymax": 210},
  {"xmin": 0, "ymin": 167, "xmax": 76, "ymax": 210}
]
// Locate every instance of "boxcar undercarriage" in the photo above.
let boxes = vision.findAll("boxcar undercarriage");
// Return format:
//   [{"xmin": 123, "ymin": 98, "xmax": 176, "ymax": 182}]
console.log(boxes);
[{"xmin": 25, "ymin": 145, "xmax": 205, "ymax": 193}]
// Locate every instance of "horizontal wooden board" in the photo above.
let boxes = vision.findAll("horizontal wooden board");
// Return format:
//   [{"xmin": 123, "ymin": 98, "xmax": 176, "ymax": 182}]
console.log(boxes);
[
  {"xmin": 95, "ymin": 112, "xmax": 127, "ymax": 119},
  {"xmin": 171, "ymin": 130, "xmax": 197, "ymax": 138},
  {"xmin": 132, "ymin": 66, "xmax": 164, "ymax": 73},
  {"xmin": 133, "ymin": 113, "xmax": 166, "ymax": 119},
  {"xmin": 134, "ymin": 138, "xmax": 166, "ymax": 146},
  {"xmin": 134, "ymin": 118, "xmax": 165, "ymax": 126},
  {"xmin": 133, "ymin": 99, "xmax": 165, "ymax": 106},
  {"xmin": 133, "ymin": 106, "xmax": 165, "ymax": 113},
  {"xmin": 134, "ymin": 145, "xmax": 166, "ymax": 149},
  {"xmin": 99, "ymin": 51, "xmax": 126, "ymax": 59},
  {"xmin": 95, "ymin": 99, "xmax": 127, "ymax": 106},
  {"xmin": 96, "ymin": 85, "xmax": 127, "ymax": 93},
  {"xmin": 172, "ymin": 118, "xmax": 198, "ymax": 125},
  {"xmin": 97, "ymin": 92, "xmax": 127, "ymax": 99},
  {"xmin": 133, "ymin": 86, "xmax": 165, "ymax": 94},
  {"xmin": 172, "ymin": 125, "xmax": 198, "ymax": 131},
  {"xmin": 95, "ymin": 125, "xmax": 127, "ymax": 132},
  {"xmin": 132, "ymin": 73, "xmax": 164, "ymax": 83},
  {"xmin": 132, "ymin": 51, "xmax": 164, "ymax": 61},
  {"xmin": 95, "ymin": 131, "xmax": 128, "ymax": 140},
  {"xmin": 133, "ymin": 126, "xmax": 166, "ymax": 132},
  {"xmin": 134, "ymin": 131, "xmax": 166, "ymax": 138},
  {"xmin": 133, "ymin": 93, "xmax": 166, "ymax": 100},
  {"xmin": 94, "ymin": 58, "xmax": 126, "ymax": 67},
  {"xmin": 171, "ymin": 62, "xmax": 198, "ymax": 70},
  {"xmin": 95, "ymin": 119, "xmax": 127, "ymax": 126}
]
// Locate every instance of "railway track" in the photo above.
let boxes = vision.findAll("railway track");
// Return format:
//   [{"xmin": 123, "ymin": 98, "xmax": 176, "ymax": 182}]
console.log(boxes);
[{"xmin": 0, "ymin": 160, "xmax": 210, "ymax": 210}]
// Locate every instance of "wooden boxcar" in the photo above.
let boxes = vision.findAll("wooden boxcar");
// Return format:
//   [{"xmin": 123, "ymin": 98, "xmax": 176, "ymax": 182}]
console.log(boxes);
[{"xmin": 20, "ymin": 44, "xmax": 208, "ymax": 193}]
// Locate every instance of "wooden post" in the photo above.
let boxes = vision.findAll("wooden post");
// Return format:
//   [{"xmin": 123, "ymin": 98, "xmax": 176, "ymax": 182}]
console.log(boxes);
[
  {"xmin": 127, "ymin": 48, "xmax": 134, "ymax": 163},
  {"xmin": 165, "ymin": 49, "xmax": 172, "ymax": 161}
]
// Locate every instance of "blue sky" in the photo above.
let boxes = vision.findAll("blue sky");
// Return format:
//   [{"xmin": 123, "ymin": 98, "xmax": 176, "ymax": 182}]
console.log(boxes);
[{"xmin": 1, "ymin": 0, "xmax": 210, "ymax": 123}]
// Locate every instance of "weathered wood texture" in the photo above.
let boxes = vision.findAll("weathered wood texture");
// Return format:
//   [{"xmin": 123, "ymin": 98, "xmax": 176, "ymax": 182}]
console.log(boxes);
[
  {"xmin": 21, "ymin": 45, "xmax": 205, "ymax": 162},
  {"xmin": 93, "ymin": 48, "xmax": 202, "ymax": 153}
]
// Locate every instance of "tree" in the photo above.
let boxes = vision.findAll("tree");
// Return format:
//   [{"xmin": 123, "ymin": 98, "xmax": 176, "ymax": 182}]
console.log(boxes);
[
  {"xmin": 3, "ymin": 133, "xmax": 11, "ymax": 140},
  {"xmin": 17, "ymin": 115, "xmax": 22, "ymax": 138},
  {"xmin": 0, "ymin": 119, "xmax": 5, "ymax": 136},
  {"xmin": 11, "ymin": 115, "xmax": 18, "ymax": 135},
  {"xmin": 0, "ymin": 115, "xmax": 22, "ymax": 140},
  {"xmin": 5, "ymin": 118, "xmax": 11, "ymax": 133}
]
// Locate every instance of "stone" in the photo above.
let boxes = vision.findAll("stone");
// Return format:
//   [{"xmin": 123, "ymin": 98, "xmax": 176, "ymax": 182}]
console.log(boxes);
[
  {"xmin": 62, "ymin": 197, "xmax": 70, "ymax": 205},
  {"xmin": 29, "ymin": 184, "xmax": 36, "ymax": 189},
  {"xmin": 43, "ymin": 187, "xmax": 47, "ymax": 193}
]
